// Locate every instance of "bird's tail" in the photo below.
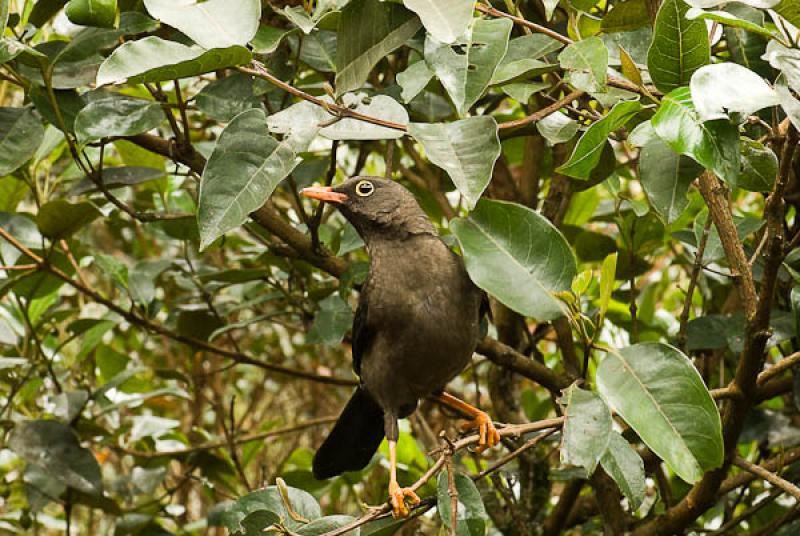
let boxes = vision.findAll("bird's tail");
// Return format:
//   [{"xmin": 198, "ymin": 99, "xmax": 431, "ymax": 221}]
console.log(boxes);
[{"xmin": 312, "ymin": 387, "xmax": 385, "ymax": 480}]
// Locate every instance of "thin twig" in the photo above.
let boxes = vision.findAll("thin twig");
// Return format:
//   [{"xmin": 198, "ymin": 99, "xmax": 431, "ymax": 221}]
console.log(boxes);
[
  {"xmin": 678, "ymin": 217, "xmax": 712, "ymax": 351},
  {"xmin": 732, "ymin": 455, "xmax": 800, "ymax": 501}
]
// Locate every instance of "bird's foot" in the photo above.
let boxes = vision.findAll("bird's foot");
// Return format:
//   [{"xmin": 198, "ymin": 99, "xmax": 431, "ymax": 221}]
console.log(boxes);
[
  {"xmin": 460, "ymin": 411, "xmax": 500, "ymax": 453},
  {"xmin": 388, "ymin": 481, "xmax": 420, "ymax": 518}
]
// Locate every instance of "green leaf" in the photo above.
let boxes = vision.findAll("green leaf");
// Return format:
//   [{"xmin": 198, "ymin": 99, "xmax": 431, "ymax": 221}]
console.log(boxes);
[
  {"xmin": 639, "ymin": 136, "xmax": 703, "ymax": 224},
  {"xmin": 408, "ymin": 116, "xmax": 500, "ymax": 208},
  {"xmin": 0, "ymin": 0, "xmax": 8, "ymax": 34},
  {"xmin": 777, "ymin": 75, "xmax": 800, "ymax": 132},
  {"xmin": 397, "ymin": 60, "xmax": 433, "ymax": 103},
  {"xmin": 296, "ymin": 516, "xmax": 360, "ymax": 536},
  {"xmin": 403, "ymin": 0, "xmax": 473, "ymax": 44},
  {"xmin": 250, "ymin": 25, "xmax": 292, "ymax": 54},
  {"xmin": 651, "ymin": 87, "xmax": 740, "ymax": 185},
  {"xmin": 558, "ymin": 36, "xmax": 608, "ymax": 93},
  {"xmin": 335, "ymin": 0, "xmax": 422, "ymax": 95},
  {"xmin": 129, "ymin": 259, "xmax": 171, "ymax": 305},
  {"xmin": 268, "ymin": 93, "xmax": 407, "ymax": 148},
  {"xmin": 143, "ymin": 0, "xmax": 260, "ymax": 50},
  {"xmin": 774, "ymin": 0, "xmax": 800, "ymax": 28},
  {"xmin": 559, "ymin": 384, "xmax": 612, "ymax": 476},
  {"xmin": 601, "ymin": 0, "xmax": 650, "ymax": 33},
  {"xmin": 599, "ymin": 252, "xmax": 617, "ymax": 325},
  {"xmin": 739, "ymin": 139, "xmax": 777, "ymax": 192},
  {"xmin": 425, "ymin": 18, "xmax": 511, "ymax": 115},
  {"xmin": 306, "ymin": 294, "xmax": 353, "ymax": 346},
  {"xmin": 74, "ymin": 95, "xmax": 162, "ymax": 144},
  {"xmin": 65, "ymin": 0, "xmax": 117, "ymax": 28},
  {"xmin": 686, "ymin": 6, "xmax": 779, "ymax": 40},
  {"xmin": 491, "ymin": 33, "xmax": 563, "ymax": 85},
  {"xmin": 36, "ymin": 199, "xmax": 101, "ymax": 239},
  {"xmin": 536, "ymin": 110, "xmax": 579, "ymax": 145},
  {"xmin": 501, "ymin": 81, "xmax": 550, "ymax": 104},
  {"xmin": 196, "ymin": 73, "xmax": 263, "ymax": 122},
  {"xmin": 724, "ymin": 4, "xmax": 771, "ymax": 78},
  {"xmin": 600, "ymin": 431, "xmax": 646, "ymax": 510},
  {"xmin": 557, "ymin": 99, "xmax": 642, "ymax": 180},
  {"xmin": 69, "ymin": 166, "xmax": 165, "ymax": 196},
  {"xmin": 96, "ymin": 37, "xmax": 252, "ymax": 86},
  {"xmin": 689, "ymin": 63, "xmax": 778, "ymax": 121},
  {"xmin": 9, "ymin": 420, "xmax": 103, "ymax": 495},
  {"xmin": 290, "ymin": 30, "xmax": 337, "ymax": 72},
  {"xmin": 647, "ymin": 0, "xmax": 710, "ymax": 93},
  {"xmin": 436, "ymin": 469, "xmax": 488, "ymax": 536},
  {"xmin": 596, "ymin": 342, "xmax": 724, "ymax": 483},
  {"xmin": 29, "ymin": 86, "xmax": 87, "ymax": 133},
  {"xmin": 0, "ymin": 107, "xmax": 45, "ymax": 176},
  {"xmin": 198, "ymin": 108, "xmax": 298, "ymax": 250},
  {"xmin": 763, "ymin": 41, "xmax": 800, "ymax": 94},
  {"xmin": 209, "ymin": 486, "xmax": 321, "ymax": 533},
  {"xmin": 451, "ymin": 199, "xmax": 576, "ymax": 320}
]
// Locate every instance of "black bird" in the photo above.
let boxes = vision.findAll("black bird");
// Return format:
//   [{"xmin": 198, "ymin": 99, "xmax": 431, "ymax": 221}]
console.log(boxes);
[{"xmin": 302, "ymin": 177, "xmax": 499, "ymax": 517}]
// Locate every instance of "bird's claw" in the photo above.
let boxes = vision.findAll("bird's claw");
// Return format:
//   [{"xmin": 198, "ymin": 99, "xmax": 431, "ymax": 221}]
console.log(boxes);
[
  {"xmin": 460, "ymin": 411, "xmax": 500, "ymax": 452},
  {"xmin": 388, "ymin": 481, "xmax": 420, "ymax": 518}
]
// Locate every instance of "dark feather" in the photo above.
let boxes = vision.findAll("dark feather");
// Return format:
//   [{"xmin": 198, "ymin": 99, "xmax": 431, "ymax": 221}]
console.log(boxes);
[{"xmin": 312, "ymin": 387, "xmax": 385, "ymax": 479}]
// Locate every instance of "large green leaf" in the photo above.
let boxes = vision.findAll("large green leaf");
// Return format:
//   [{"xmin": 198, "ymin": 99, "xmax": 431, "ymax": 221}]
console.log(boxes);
[
  {"xmin": 143, "ymin": 0, "xmax": 260, "ymax": 50},
  {"xmin": 267, "ymin": 93, "xmax": 408, "ymax": 149},
  {"xmin": 774, "ymin": 0, "xmax": 800, "ymax": 27},
  {"xmin": 601, "ymin": 0, "xmax": 650, "ymax": 33},
  {"xmin": 491, "ymin": 33, "xmax": 563, "ymax": 85},
  {"xmin": 397, "ymin": 60, "xmax": 433, "ymax": 102},
  {"xmin": 596, "ymin": 342, "xmax": 724, "ymax": 483},
  {"xmin": 196, "ymin": 73, "xmax": 262, "ymax": 122},
  {"xmin": 639, "ymin": 136, "xmax": 703, "ymax": 224},
  {"xmin": 96, "ymin": 37, "xmax": 252, "ymax": 86},
  {"xmin": 408, "ymin": 116, "xmax": 500, "ymax": 208},
  {"xmin": 69, "ymin": 167, "xmax": 165, "ymax": 196},
  {"xmin": 335, "ymin": 0, "xmax": 422, "ymax": 95},
  {"xmin": 209, "ymin": 485, "xmax": 321, "ymax": 534},
  {"xmin": 74, "ymin": 95, "xmax": 163, "ymax": 144},
  {"xmin": 403, "ymin": 0, "xmax": 473, "ymax": 44},
  {"xmin": 763, "ymin": 41, "xmax": 800, "ymax": 94},
  {"xmin": 739, "ymin": 139, "xmax": 777, "ymax": 192},
  {"xmin": 651, "ymin": 87, "xmax": 740, "ymax": 186},
  {"xmin": 36, "ymin": 199, "xmax": 102, "ymax": 239},
  {"xmin": 724, "ymin": 4, "xmax": 771, "ymax": 78},
  {"xmin": 9, "ymin": 420, "xmax": 103, "ymax": 495},
  {"xmin": 198, "ymin": 108, "xmax": 298, "ymax": 250},
  {"xmin": 558, "ymin": 36, "xmax": 608, "ymax": 93},
  {"xmin": 600, "ymin": 431, "xmax": 646, "ymax": 510},
  {"xmin": 450, "ymin": 199, "xmax": 576, "ymax": 320},
  {"xmin": 425, "ymin": 18, "xmax": 511, "ymax": 115},
  {"xmin": 647, "ymin": 0, "xmax": 710, "ymax": 93},
  {"xmin": 689, "ymin": 63, "xmax": 778, "ymax": 121},
  {"xmin": 306, "ymin": 294, "xmax": 353, "ymax": 346},
  {"xmin": 436, "ymin": 469, "xmax": 488, "ymax": 536},
  {"xmin": 560, "ymin": 384, "xmax": 612, "ymax": 477},
  {"xmin": 0, "ymin": 107, "xmax": 45, "ymax": 176},
  {"xmin": 65, "ymin": 0, "xmax": 117, "ymax": 28},
  {"xmin": 557, "ymin": 100, "xmax": 642, "ymax": 180}
]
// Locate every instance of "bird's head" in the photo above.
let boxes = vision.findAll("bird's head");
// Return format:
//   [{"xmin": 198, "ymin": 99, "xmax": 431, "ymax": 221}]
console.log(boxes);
[{"xmin": 301, "ymin": 176, "xmax": 436, "ymax": 241}]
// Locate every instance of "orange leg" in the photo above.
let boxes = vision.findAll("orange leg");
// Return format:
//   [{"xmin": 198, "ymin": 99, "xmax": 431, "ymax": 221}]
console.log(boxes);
[
  {"xmin": 434, "ymin": 392, "xmax": 500, "ymax": 452},
  {"xmin": 388, "ymin": 439, "xmax": 420, "ymax": 518}
]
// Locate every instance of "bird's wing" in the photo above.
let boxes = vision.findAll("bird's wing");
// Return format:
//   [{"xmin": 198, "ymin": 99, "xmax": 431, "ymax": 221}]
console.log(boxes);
[{"xmin": 351, "ymin": 292, "xmax": 372, "ymax": 376}]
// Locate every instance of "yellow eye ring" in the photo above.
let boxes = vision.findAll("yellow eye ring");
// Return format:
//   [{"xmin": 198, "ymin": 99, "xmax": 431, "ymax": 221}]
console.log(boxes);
[{"xmin": 355, "ymin": 180, "xmax": 375, "ymax": 197}]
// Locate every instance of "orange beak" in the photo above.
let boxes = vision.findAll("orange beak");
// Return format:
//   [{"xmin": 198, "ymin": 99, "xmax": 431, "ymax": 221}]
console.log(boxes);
[{"xmin": 301, "ymin": 186, "xmax": 347, "ymax": 203}]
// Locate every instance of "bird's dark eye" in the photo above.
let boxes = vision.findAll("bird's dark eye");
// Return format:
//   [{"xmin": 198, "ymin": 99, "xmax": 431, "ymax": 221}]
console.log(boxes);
[{"xmin": 355, "ymin": 180, "xmax": 375, "ymax": 197}]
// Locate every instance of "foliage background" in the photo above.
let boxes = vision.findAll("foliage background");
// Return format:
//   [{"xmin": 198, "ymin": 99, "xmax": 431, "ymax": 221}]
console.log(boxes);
[{"xmin": 0, "ymin": 0, "xmax": 800, "ymax": 534}]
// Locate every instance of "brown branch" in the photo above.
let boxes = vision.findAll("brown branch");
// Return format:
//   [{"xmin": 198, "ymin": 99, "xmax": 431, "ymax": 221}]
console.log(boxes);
[
  {"xmin": 476, "ymin": 337, "xmax": 570, "ymax": 393},
  {"xmin": 678, "ymin": 216, "xmax": 712, "ymax": 351},
  {"xmin": 732, "ymin": 455, "xmax": 800, "ymax": 501},
  {"xmin": 498, "ymin": 90, "xmax": 585, "ymax": 131},
  {"xmin": 696, "ymin": 172, "xmax": 757, "ymax": 318}
]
